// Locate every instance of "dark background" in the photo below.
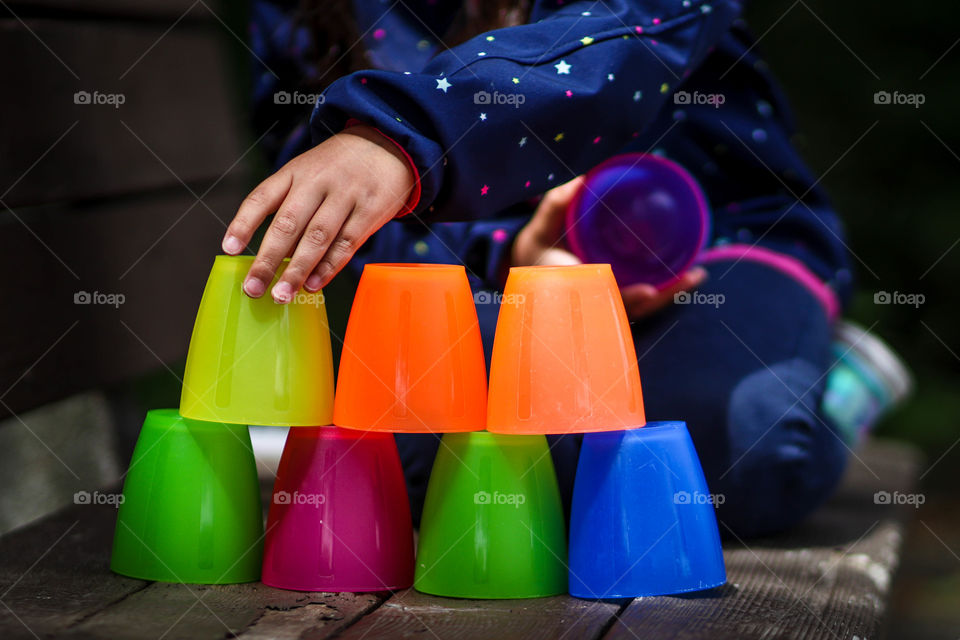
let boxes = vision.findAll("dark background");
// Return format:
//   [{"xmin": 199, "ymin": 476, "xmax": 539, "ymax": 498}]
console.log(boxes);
[{"xmin": 746, "ymin": 3, "xmax": 960, "ymax": 635}]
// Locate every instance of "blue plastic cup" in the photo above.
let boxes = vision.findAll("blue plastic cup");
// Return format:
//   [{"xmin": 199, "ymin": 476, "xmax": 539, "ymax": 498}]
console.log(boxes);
[{"xmin": 568, "ymin": 421, "xmax": 725, "ymax": 598}]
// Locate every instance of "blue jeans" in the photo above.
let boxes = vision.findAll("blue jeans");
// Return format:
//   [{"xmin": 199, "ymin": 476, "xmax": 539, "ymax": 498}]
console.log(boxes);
[{"xmin": 396, "ymin": 259, "xmax": 848, "ymax": 538}]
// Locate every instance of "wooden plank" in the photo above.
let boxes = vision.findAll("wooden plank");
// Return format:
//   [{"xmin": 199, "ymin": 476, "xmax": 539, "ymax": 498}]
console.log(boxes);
[
  {"xmin": 238, "ymin": 593, "xmax": 385, "ymax": 640},
  {"xmin": 336, "ymin": 589, "xmax": 624, "ymax": 640},
  {"xmin": 0, "ymin": 392, "xmax": 121, "ymax": 536},
  {"xmin": 0, "ymin": 17, "xmax": 246, "ymax": 207},
  {"xmin": 0, "ymin": 177, "xmax": 247, "ymax": 418},
  {"xmin": 72, "ymin": 585, "xmax": 384, "ymax": 640},
  {"xmin": 0, "ymin": 492, "xmax": 384, "ymax": 640},
  {"xmin": 0, "ymin": 440, "xmax": 922, "ymax": 640},
  {"xmin": 603, "ymin": 439, "xmax": 921, "ymax": 640},
  {"xmin": 0, "ymin": 498, "xmax": 148, "ymax": 639}
]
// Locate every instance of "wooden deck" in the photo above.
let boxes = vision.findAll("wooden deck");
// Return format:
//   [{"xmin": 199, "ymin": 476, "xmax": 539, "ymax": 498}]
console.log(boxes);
[{"xmin": 0, "ymin": 439, "xmax": 919, "ymax": 639}]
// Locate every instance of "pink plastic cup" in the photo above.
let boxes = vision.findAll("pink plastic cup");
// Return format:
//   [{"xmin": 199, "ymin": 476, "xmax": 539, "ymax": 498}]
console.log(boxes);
[{"xmin": 261, "ymin": 426, "xmax": 415, "ymax": 592}]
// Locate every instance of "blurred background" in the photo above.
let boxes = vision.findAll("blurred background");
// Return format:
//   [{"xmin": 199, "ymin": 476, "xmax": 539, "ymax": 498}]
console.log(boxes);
[
  {"xmin": 747, "ymin": 4, "xmax": 960, "ymax": 636},
  {"xmin": 0, "ymin": 1, "xmax": 957, "ymax": 637}
]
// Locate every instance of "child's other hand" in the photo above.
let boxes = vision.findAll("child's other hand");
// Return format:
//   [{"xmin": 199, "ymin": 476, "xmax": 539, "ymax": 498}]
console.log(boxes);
[
  {"xmin": 222, "ymin": 124, "xmax": 415, "ymax": 303},
  {"xmin": 511, "ymin": 176, "xmax": 586, "ymax": 268},
  {"xmin": 618, "ymin": 269, "xmax": 706, "ymax": 318},
  {"xmin": 512, "ymin": 176, "xmax": 706, "ymax": 319}
]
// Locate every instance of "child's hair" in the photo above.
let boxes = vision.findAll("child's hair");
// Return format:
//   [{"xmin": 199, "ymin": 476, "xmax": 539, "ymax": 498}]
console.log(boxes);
[{"xmin": 297, "ymin": 0, "xmax": 532, "ymax": 91}]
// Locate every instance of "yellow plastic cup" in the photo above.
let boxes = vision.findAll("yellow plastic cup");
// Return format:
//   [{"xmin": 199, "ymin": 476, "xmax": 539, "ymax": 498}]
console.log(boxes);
[{"xmin": 181, "ymin": 256, "xmax": 335, "ymax": 426}]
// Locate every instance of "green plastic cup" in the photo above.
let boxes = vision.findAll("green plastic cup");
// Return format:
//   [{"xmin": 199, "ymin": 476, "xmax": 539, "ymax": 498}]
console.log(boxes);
[
  {"xmin": 111, "ymin": 409, "xmax": 264, "ymax": 583},
  {"xmin": 414, "ymin": 432, "xmax": 567, "ymax": 598}
]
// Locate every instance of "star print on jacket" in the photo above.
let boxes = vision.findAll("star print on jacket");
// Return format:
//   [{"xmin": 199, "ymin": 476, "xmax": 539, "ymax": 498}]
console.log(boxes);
[
  {"xmin": 308, "ymin": 0, "xmax": 743, "ymax": 221},
  {"xmin": 250, "ymin": 0, "xmax": 852, "ymax": 302}
]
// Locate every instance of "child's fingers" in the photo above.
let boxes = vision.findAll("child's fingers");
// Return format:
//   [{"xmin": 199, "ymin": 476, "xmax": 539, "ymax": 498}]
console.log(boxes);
[
  {"xmin": 530, "ymin": 175, "xmax": 585, "ymax": 243},
  {"xmin": 273, "ymin": 198, "xmax": 353, "ymax": 300},
  {"xmin": 620, "ymin": 283, "xmax": 660, "ymax": 318},
  {"xmin": 223, "ymin": 172, "xmax": 292, "ymax": 255},
  {"xmin": 670, "ymin": 267, "xmax": 708, "ymax": 296},
  {"xmin": 244, "ymin": 186, "xmax": 324, "ymax": 298},
  {"xmin": 304, "ymin": 206, "xmax": 379, "ymax": 291},
  {"xmin": 620, "ymin": 267, "xmax": 708, "ymax": 319},
  {"xmin": 645, "ymin": 267, "xmax": 708, "ymax": 313},
  {"xmin": 534, "ymin": 247, "xmax": 582, "ymax": 266}
]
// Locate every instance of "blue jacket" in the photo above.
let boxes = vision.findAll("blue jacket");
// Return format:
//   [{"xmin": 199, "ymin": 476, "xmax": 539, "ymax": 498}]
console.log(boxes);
[{"xmin": 250, "ymin": 0, "xmax": 852, "ymax": 302}]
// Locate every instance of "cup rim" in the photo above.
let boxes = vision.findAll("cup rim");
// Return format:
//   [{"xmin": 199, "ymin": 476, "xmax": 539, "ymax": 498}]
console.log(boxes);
[
  {"xmin": 508, "ymin": 263, "xmax": 613, "ymax": 274},
  {"xmin": 365, "ymin": 262, "xmax": 465, "ymax": 272},
  {"xmin": 583, "ymin": 421, "xmax": 683, "ymax": 437},
  {"xmin": 287, "ymin": 424, "xmax": 397, "ymax": 440},
  {"xmin": 442, "ymin": 431, "xmax": 547, "ymax": 446},
  {"xmin": 214, "ymin": 254, "xmax": 288, "ymax": 264},
  {"xmin": 145, "ymin": 408, "xmax": 248, "ymax": 432}
]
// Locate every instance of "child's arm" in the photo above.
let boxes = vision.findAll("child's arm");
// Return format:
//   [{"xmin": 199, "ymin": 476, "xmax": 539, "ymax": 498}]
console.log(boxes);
[{"xmin": 227, "ymin": 0, "xmax": 742, "ymax": 302}]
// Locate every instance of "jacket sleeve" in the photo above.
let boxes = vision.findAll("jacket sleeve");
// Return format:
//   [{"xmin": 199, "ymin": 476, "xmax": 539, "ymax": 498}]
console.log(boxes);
[{"xmin": 310, "ymin": 0, "xmax": 742, "ymax": 221}]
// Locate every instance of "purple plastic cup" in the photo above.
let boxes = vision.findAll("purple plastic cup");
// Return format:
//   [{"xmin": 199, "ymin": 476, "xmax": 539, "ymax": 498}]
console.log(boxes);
[{"xmin": 565, "ymin": 153, "xmax": 710, "ymax": 289}]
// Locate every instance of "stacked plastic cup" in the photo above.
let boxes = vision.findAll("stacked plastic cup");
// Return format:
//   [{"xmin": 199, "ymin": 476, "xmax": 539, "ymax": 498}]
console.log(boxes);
[
  {"xmin": 262, "ymin": 426, "xmax": 414, "ymax": 591},
  {"xmin": 112, "ymin": 255, "xmax": 337, "ymax": 586},
  {"xmin": 568, "ymin": 422, "xmax": 726, "ymax": 598},
  {"xmin": 333, "ymin": 263, "xmax": 488, "ymax": 433},
  {"xmin": 111, "ymin": 409, "xmax": 263, "ymax": 583},
  {"xmin": 180, "ymin": 255, "xmax": 334, "ymax": 426},
  {"xmin": 269, "ymin": 263, "xmax": 485, "ymax": 594},
  {"xmin": 485, "ymin": 264, "xmax": 725, "ymax": 599},
  {"xmin": 414, "ymin": 432, "xmax": 567, "ymax": 599},
  {"xmin": 487, "ymin": 264, "xmax": 646, "ymax": 435}
]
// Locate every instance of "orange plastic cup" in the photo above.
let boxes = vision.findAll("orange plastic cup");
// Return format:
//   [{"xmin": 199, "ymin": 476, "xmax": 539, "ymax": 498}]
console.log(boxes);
[
  {"xmin": 486, "ymin": 264, "xmax": 646, "ymax": 434},
  {"xmin": 333, "ymin": 264, "xmax": 487, "ymax": 432}
]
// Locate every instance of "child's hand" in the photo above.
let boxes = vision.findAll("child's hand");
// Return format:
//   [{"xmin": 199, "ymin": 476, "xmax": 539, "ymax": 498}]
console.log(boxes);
[
  {"xmin": 512, "ymin": 176, "xmax": 706, "ymax": 319},
  {"xmin": 222, "ymin": 124, "xmax": 415, "ymax": 303}
]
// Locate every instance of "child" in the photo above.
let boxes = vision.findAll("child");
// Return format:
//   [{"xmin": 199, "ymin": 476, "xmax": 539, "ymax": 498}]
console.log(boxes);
[{"xmin": 230, "ymin": 0, "xmax": 855, "ymax": 537}]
